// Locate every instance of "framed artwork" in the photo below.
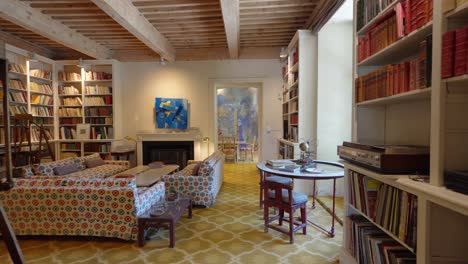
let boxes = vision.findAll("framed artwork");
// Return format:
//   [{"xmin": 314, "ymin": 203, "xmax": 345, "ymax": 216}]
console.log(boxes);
[
  {"xmin": 155, "ymin": 98, "xmax": 188, "ymax": 129},
  {"xmin": 76, "ymin": 123, "xmax": 90, "ymax": 139}
]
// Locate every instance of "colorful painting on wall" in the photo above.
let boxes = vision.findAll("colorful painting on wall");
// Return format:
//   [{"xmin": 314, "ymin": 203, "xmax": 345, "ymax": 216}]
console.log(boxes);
[
  {"xmin": 155, "ymin": 98, "xmax": 188, "ymax": 129},
  {"xmin": 217, "ymin": 87, "xmax": 258, "ymax": 143}
]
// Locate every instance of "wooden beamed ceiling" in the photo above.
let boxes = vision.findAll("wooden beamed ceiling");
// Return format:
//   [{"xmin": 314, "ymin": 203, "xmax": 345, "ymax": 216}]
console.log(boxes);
[{"xmin": 0, "ymin": 0, "xmax": 343, "ymax": 61}]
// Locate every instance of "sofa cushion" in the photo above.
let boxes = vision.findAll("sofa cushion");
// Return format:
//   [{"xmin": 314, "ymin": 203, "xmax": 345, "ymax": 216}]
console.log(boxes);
[
  {"xmin": 33, "ymin": 157, "xmax": 82, "ymax": 176},
  {"xmin": 75, "ymin": 153, "xmax": 101, "ymax": 170},
  {"xmin": 85, "ymin": 157, "xmax": 106, "ymax": 168},
  {"xmin": 174, "ymin": 163, "xmax": 201, "ymax": 176},
  {"xmin": 65, "ymin": 164, "xmax": 128, "ymax": 178},
  {"xmin": 21, "ymin": 166, "xmax": 35, "ymax": 177},
  {"xmin": 198, "ymin": 162, "xmax": 214, "ymax": 177},
  {"xmin": 63, "ymin": 178, "xmax": 135, "ymax": 188},
  {"xmin": 54, "ymin": 164, "xmax": 81, "ymax": 176},
  {"xmin": 14, "ymin": 178, "xmax": 65, "ymax": 187}
]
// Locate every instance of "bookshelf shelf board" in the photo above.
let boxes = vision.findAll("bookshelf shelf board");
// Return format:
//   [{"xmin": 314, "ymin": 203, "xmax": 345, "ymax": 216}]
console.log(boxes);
[
  {"xmin": 446, "ymin": 2, "xmax": 468, "ymax": 19},
  {"xmin": 60, "ymin": 105, "xmax": 83, "ymax": 108},
  {"xmin": 290, "ymin": 96, "xmax": 298, "ymax": 101},
  {"xmin": 289, "ymin": 63, "xmax": 298, "ymax": 73},
  {"xmin": 59, "ymin": 116, "xmax": 83, "ymax": 118},
  {"xmin": 34, "ymin": 116, "xmax": 54, "ymax": 118},
  {"xmin": 86, "ymin": 115, "xmax": 111, "ymax": 118},
  {"xmin": 59, "ymin": 94, "xmax": 82, "ymax": 97},
  {"xmin": 290, "ymin": 123, "xmax": 298, "ymax": 126},
  {"xmin": 355, "ymin": 88, "xmax": 431, "ymax": 106},
  {"xmin": 60, "ymin": 149, "xmax": 81, "ymax": 152},
  {"xmin": 8, "ymin": 88, "xmax": 26, "ymax": 92},
  {"xmin": 357, "ymin": 0, "xmax": 399, "ymax": 35},
  {"xmin": 59, "ymin": 80, "xmax": 81, "ymax": 83},
  {"xmin": 289, "ymin": 110, "xmax": 298, "ymax": 114},
  {"xmin": 90, "ymin": 124, "xmax": 113, "ymax": 126},
  {"xmin": 84, "ymin": 79, "xmax": 112, "ymax": 83},
  {"xmin": 348, "ymin": 204, "xmax": 416, "ymax": 253},
  {"xmin": 58, "ymin": 139, "xmax": 114, "ymax": 143},
  {"xmin": 282, "ymin": 101, "xmax": 288, "ymax": 105},
  {"xmin": 10, "ymin": 102, "xmax": 27, "ymax": 105},
  {"xmin": 31, "ymin": 103, "xmax": 53, "ymax": 107},
  {"xmin": 358, "ymin": 22, "xmax": 433, "ymax": 67},
  {"xmin": 59, "ymin": 124, "xmax": 77, "ymax": 127},
  {"xmin": 30, "ymin": 76, "xmax": 52, "ymax": 82},
  {"xmin": 444, "ymin": 74, "xmax": 468, "ymax": 84},
  {"xmin": 283, "ymin": 113, "xmax": 289, "ymax": 116},
  {"xmin": 30, "ymin": 91, "xmax": 53, "ymax": 96},
  {"xmin": 397, "ymin": 178, "xmax": 468, "ymax": 217},
  {"xmin": 288, "ymin": 80, "xmax": 298, "ymax": 90},
  {"xmin": 84, "ymin": 105, "xmax": 112, "ymax": 107},
  {"xmin": 84, "ymin": 152, "xmax": 109, "ymax": 154},
  {"xmin": 8, "ymin": 71, "xmax": 27, "ymax": 77},
  {"xmin": 85, "ymin": 94, "xmax": 112, "ymax": 96},
  {"xmin": 343, "ymin": 162, "xmax": 418, "ymax": 192}
]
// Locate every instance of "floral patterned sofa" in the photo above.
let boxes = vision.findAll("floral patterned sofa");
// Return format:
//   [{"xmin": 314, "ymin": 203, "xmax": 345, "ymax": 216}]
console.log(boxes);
[
  {"xmin": 20, "ymin": 153, "xmax": 129, "ymax": 178},
  {"xmin": 162, "ymin": 151, "xmax": 225, "ymax": 207},
  {"xmin": 0, "ymin": 177, "xmax": 165, "ymax": 240}
]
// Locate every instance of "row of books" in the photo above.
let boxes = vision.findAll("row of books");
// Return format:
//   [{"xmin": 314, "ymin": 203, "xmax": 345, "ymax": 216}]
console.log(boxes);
[
  {"xmin": 84, "ymin": 143, "xmax": 111, "ymax": 153},
  {"xmin": 8, "ymin": 79, "xmax": 25, "ymax": 90},
  {"xmin": 59, "ymin": 85, "xmax": 81, "ymax": 95},
  {"xmin": 357, "ymin": 0, "xmax": 434, "ymax": 62},
  {"xmin": 91, "ymin": 126, "xmax": 113, "ymax": 139},
  {"xmin": 60, "ymin": 97, "xmax": 82, "ymax": 106},
  {"xmin": 58, "ymin": 71, "xmax": 81, "ymax": 82},
  {"xmin": 442, "ymin": 26, "xmax": 468, "ymax": 78},
  {"xmin": 30, "ymin": 69, "xmax": 52, "ymax": 80},
  {"xmin": 346, "ymin": 215, "xmax": 416, "ymax": 264},
  {"xmin": 85, "ymin": 85, "xmax": 112, "ymax": 95},
  {"xmin": 85, "ymin": 117, "xmax": 113, "ymax": 125},
  {"xmin": 85, "ymin": 107, "xmax": 112, "ymax": 116},
  {"xmin": 356, "ymin": 0, "xmax": 395, "ymax": 31},
  {"xmin": 349, "ymin": 170, "xmax": 418, "ymax": 249},
  {"xmin": 84, "ymin": 96, "xmax": 112, "ymax": 106},
  {"xmin": 358, "ymin": 4, "xmax": 403, "ymax": 62},
  {"xmin": 8, "ymin": 91, "xmax": 27, "ymax": 103},
  {"xmin": 60, "ymin": 127, "xmax": 76, "ymax": 139},
  {"xmin": 8, "ymin": 63, "xmax": 26, "ymax": 74},
  {"xmin": 30, "ymin": 128, "xmax": 53, "ymax": 142},
  {"xmin": 31, "ymin": 106, "xmax": 53, "ymax": 117},
  {"xmin": 84, "ymin": 71, "xmax": 112, "ymax": 81},
  {"xmin": 59, "ymin": 117, "xmax": 83, "ymax": 125},
  {"xmin": 9, "ymin": 105, "xmax": 27, "ymax": 116},
  {"xmin": 290, "ymin": 114, "xmax": 298, "ymax": 125},
  {"xmin": 356, "ymin": 36, "xmax": 431, "ymax": 103},
  {"xmin": 31, "ymin": 94, "xmax": 53, "ymax": 106},
  {"xmin": 30, "ymin": 82, "xmax": 52, "ymax": 94},
  {"xmin": 59, "ymin": 108, "xmax": 83, "ymax": 117}
]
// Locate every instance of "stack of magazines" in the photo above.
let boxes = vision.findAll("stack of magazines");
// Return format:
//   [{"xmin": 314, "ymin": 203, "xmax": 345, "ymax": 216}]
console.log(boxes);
[{"xmin": 266, "ymin": 160, "xmax": 301, "ymax": 173}]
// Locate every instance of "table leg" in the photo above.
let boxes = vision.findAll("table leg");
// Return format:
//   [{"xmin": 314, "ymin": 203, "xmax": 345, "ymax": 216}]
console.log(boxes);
[
  {"xmin": 311, "ymin": 179, "xmax": 316, "ymax": 209},
  {"xmin": 137, "ymin": 219, "xmax": 145, "ymax": 247},
  {"xmin": 330, "ymin": 178, "xmax": 336, "ymax": 237},
  {"xmin": 259, "ymin": 170, "xmax": 265, "ymax": 209},
  {"xmin": 188, "ymin": 200, "xmax": 193, "ymax": 218},
  {"xmin": 169, "ymin": 220, "xmax": 175, "ymax": 248}
]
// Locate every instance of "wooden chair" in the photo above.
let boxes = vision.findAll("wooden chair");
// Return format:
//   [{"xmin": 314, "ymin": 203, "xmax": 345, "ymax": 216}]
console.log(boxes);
[
  {"xmin": 220, "ymin": 135, "xmax": 237, "ymax": 163},
  {"xmin": 263, "ymin": 177, "xmax": 307, "ymax": 244},
  {"xmin": 240, "ymin": 136, "xmax": 257, "ymax": 161}
]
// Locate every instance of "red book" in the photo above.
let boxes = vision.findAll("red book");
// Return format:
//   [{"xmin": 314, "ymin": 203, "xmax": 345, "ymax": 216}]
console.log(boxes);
[
  {"xmin": 405, "ymin": 0, "xmax": 412, "ymax": 35},
  {"xmin": 454, "ymin": 27, "xmax": 468, "ymax": 76},
  {"xmin": 442, "ymin": 31, "xmax": 456, "ymax": 78}
]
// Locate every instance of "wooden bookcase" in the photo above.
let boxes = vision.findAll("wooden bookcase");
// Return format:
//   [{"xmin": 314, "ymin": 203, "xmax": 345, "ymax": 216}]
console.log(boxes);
[{"xmin": 342, "ymin": 1, "xmax": 468, "ymax": 263}]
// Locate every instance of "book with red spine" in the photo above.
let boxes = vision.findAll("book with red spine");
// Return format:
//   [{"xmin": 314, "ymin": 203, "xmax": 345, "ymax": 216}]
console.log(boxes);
[
  {"xmin": 454, "ymin": 26, "xmax": 468, "ymax": 76},
  {"xmin": 442, "ymin": 31, "xmax": 456, "ymax": 78}
]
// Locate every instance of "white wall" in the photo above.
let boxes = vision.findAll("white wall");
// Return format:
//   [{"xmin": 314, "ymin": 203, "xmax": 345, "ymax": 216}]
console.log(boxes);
[
  {"xmin": 119, "ymin": 59, "xmax": 282, "ymax": 161},
  {"xmin": 316, "ymin": 0, "xmax": 353, "ymax": 196}
]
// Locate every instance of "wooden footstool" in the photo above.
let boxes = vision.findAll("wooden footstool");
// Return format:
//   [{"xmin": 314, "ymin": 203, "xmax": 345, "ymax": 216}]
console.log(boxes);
[{"xmin": 137, "ymin": 197, "xmax": 192, "ymax": 248}]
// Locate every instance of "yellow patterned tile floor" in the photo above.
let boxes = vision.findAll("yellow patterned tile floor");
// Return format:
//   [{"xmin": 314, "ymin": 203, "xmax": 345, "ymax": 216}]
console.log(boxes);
[{"xmin": 0, "ymin": 163, "xmax": 343, "ymax": 264}]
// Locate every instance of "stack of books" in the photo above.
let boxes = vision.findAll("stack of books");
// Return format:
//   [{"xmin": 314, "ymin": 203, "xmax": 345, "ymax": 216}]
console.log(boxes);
[
  {"xmin": 266, "ymin": 160, "xmax": 301, "ymax": 173},
  {"xmin": 442, "ymin": 26, "xmax": 468, "ymax": 78}
]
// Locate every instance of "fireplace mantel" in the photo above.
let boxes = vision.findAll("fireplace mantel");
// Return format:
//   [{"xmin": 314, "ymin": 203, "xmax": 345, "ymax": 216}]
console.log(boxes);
[{"xmin": 136, "ymin": 128, "xmax": 202, "ymax": 165}]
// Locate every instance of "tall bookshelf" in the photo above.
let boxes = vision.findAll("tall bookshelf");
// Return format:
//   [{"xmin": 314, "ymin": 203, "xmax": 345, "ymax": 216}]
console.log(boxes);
[
  {"xmin": 342, "ymin": 1, "xmax": 468, "ymax": 263},
  {"xmin": 56, "ymin": 60, "xmax": 115, "ymax": 159},
  {"xmin": 278, "ymin": 30, "xmax": 317, "ymax": 159},
  {"xmin": 5, "ymin": 45, "xmax": 56, "ymax": 164}
]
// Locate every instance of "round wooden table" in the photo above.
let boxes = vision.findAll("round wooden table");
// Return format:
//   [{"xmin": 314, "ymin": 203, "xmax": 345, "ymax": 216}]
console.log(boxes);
[{"xmin": 257, "ymin": 160, "xmax": 344, "ymax": 237}]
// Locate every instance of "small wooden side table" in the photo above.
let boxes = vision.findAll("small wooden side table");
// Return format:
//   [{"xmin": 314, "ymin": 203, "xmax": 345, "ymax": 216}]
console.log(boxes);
[{"xmin": 137, "ymin": 197, "xmax": 192, "ymax": 248}]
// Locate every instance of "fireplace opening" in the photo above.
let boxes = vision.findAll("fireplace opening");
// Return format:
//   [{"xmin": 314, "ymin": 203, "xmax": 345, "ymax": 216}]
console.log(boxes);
[{"xmin": 142, "ymin": 141, "xmax": 194, "ymax": 168}]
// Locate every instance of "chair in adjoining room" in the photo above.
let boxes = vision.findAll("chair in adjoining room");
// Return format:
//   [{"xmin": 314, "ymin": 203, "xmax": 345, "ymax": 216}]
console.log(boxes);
[
  {"xmin": 263, "ymin": 177, "xmax": 307, "ymax": 244},
  {"xmin": 220, "ymin": 135, "xmax": 237, "ymax": 163},
  {"xmin": 239, "ymin": 136, "xmax": 257, "ymax": 161}
]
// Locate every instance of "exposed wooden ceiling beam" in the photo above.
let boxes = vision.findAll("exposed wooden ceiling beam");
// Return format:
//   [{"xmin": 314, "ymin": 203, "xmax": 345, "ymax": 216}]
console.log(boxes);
[
  {"xmin": 305, "ymin": 0, "xmax": 344, "ymax": 32},
  {"xmin": 91, "ymin": 0, "xmax": 176, "ymax": 61},
  {"xmin": 0, "ymin": 0, "xmax": 112, "ymax": 59},
  {"xmin": 219, "ymin": 0, "xmax": 239, "ymax": 59},
  {"xmin": 0, "ymin": 30, "xmax": 55, "ymax": 58}
]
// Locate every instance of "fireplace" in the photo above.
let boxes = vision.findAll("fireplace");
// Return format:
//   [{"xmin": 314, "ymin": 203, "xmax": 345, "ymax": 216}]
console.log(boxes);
[{"xmin": 142, "ymin": 141, "xmax": 194, "ymax": 168}]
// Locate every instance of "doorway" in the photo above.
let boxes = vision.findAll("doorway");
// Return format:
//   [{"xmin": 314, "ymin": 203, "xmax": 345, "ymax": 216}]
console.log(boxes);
[{"xmin": 215, "ymin": 83, "xmax": 261, "ymax": 163}]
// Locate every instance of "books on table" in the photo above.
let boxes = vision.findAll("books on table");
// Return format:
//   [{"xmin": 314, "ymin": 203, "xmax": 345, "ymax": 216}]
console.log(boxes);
[{"xmin": 266, "ymin": 159, "xmax": 295, "ymax": 167}]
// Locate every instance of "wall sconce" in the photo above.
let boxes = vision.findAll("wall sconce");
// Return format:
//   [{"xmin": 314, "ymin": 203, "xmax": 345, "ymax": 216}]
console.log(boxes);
[
  {"xmin": 279, "ymin": 47, "xmax": 287, "ymax": 58},
  {"xmin": 27, "ymin": 52, "xmax": 38, "ymax": 62}
]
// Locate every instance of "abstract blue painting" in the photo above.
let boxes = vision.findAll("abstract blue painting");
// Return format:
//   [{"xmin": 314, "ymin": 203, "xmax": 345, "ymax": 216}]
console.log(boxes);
[{"xmin": 155, "ymin": 98, "xmax": 188, "ymax": 129}]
